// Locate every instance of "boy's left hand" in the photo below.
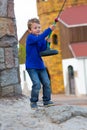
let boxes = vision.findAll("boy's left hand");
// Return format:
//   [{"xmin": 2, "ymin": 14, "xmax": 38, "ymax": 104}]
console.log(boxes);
[
  {"xmin": 50, "ymin": 24, "xmax": 56, "ymax": 31},
  {"xmin": 46, "ymin": 37, "xmax": 52, "ymax": 43}
]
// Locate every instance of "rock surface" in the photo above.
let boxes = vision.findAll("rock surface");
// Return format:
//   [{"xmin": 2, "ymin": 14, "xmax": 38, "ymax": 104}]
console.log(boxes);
[{"xmin": 0, "ymin": 96, "xmax": 87, "ymax": 130}]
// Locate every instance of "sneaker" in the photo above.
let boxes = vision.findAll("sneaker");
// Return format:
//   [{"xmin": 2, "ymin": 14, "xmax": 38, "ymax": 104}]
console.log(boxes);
[
  {"xmin": 43, "ymin": 101, "xmax": 54, "ymax": 107},
  {"xmin": 30, "ymin": 102, "xmax": 38, "ymax": 109}
]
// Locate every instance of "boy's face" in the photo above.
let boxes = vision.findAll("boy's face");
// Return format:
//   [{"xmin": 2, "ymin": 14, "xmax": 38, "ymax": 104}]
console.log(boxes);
[{"xmin": 29, "ymin": 23, "xmax": 41, "ymax": 35}]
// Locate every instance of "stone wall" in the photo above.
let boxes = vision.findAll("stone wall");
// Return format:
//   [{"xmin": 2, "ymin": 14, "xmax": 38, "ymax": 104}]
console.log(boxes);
[{"xmin": 0, "ymin": 0, "xmax": 22, "ymax": 96}]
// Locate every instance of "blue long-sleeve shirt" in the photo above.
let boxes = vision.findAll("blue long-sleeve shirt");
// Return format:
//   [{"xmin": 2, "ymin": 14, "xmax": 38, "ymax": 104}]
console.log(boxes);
[{"xmin": 25, "ymin": 28, "xmax": 52, "ymax": 69}]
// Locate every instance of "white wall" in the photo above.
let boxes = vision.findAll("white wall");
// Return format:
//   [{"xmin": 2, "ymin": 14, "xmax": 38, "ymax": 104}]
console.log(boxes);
[
  {"xmin": 19, "ymin": 64, "xmax": 32, "ymax": 91},
  {"xmin": 62, "ymin": 58, "xmax": 87, "ymax": 96}
]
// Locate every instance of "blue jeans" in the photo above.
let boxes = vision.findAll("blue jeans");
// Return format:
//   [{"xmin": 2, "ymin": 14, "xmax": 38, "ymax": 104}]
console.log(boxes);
[{"xmin": 27, "ymin": 68, "xmax": 51, "ymax": 103}]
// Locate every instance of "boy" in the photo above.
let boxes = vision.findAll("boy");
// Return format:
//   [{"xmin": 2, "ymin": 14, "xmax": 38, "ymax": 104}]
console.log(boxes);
[{"xmin": 25, "ymin": 18, "xmax": 56, "ymax": 109}]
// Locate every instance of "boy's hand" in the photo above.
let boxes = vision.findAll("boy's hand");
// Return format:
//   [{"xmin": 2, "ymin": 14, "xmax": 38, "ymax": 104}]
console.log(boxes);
[
  {"xmin": 50, "ymin": 24, "xmax": 56, "ymax": 31},
  {"xmin": 46, "ymin": 37, "xmax": 51, "ymax": 43}
]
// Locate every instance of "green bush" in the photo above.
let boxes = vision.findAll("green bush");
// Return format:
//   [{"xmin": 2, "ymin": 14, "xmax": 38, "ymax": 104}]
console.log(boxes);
[{"xmin": 18, "ymin": 44, "xmax": 26, "ymax": 64}]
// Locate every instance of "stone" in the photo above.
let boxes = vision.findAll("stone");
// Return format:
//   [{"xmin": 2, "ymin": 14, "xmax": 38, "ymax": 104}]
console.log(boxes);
[
  {"xmin": 0, "ymin": 0, "xmax": 8, "ymax": 17},
  {"xmin": 14, "ymin": 84, "xmax": 22, "ymax": 94},
  {"xmin": 0, "ymin": 48, "xmax": 4, "ymax": 62},
  {"xmin": 1, "ymin": 85, "xmax": 14, "ymax": 96},
  {"xmin": 0, "ymin": 68, "xmax": 19, "ymax": 87},
  {"xmin": 34, "ymin": 105, "xmax": 87, "ymax": 124},
  {"xmin": 0, "ymin": 63, "xmax": 5, "ymax": 70},
  {"xmin": 7, "ymin": 0, "xmax": 15, "ymax": 18},
  {"xmin": 0, "ymin": 18, "xmax": 16, "ymax": 38},
  {"xmin": 0, "ymin": 35, "xmax": 17, "ymax": 47},
  {"xmin": 5, "ymin": 47, "xmax": 14, "ymax": 68}
]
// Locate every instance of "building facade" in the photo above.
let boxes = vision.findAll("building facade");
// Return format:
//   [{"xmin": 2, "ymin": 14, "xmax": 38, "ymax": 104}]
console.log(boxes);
[{"xmin": 36, "ymin": 0, "xmax": 87, "ymax": 94}]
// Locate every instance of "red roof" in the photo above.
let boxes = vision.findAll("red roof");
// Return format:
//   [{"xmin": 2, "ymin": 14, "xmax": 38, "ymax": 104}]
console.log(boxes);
[
  {"xmin": 59, "ymin": 5, "xmax": 87, "ymax": 27},
  {"xmin": 69, "ymin": 42, "xmax": 87, "ymax": 58}
]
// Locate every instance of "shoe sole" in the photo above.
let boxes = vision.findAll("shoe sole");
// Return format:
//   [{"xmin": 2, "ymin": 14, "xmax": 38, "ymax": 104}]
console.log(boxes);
[{"xmin": 44, "ymin": 104, "xmax": 54, "ymax": 107}]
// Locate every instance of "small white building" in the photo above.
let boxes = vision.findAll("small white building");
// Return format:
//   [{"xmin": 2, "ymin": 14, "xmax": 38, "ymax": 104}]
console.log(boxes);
[
  {"xmin": 59, "ymin": 5, "xmax": 87, "ymax": 96},
  {"xmin": 62, "ymin": 58, "xmax": 87, "ymax": 96}
]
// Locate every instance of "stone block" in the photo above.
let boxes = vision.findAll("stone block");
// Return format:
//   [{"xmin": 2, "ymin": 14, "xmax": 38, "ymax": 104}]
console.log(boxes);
[
  {"xmin": 5, "ymin": 47, "xmax": 14, "ymax": 68},
  {"xmin": 0, "ymin": 18, "xmax": 16, "ymax": 38},
  {"xmin": 0, "ymin": 48, "xmax": 4, "ymax": 62},
  {"xmin": 1, "ymin": 84, "xmax": 22, "ymax": 96},
  {"xmin": 14, "ymin": 84, "xmax": 22, "ymax": 94},
  {"xmin": 7, "ymin": 0, "xmax": 15, "ymax": 18},
  {"xmin": 0, "ymin": 36, "xmax": 18, "ymax": 47},
  {"xmin": 0, "ymin": 63, "xmax": 5, "ymax": 70},
  {"xmin": 0, "ymin": 68, "xmax": 19, "ymax": 87},
  {"xmin": 0, "ymin": 0, "xmax": 7, "ymax": 17},
  {"xmin": 14, "ymin": 57, "xmax": 19, "ymax": 67},
  {"xmin": 1, "ymin": 85, "xmax": 14, "ymax": 96},
  {"xmin": 13, "ymin": 45, "xmax": 19, "ymax": 57}
]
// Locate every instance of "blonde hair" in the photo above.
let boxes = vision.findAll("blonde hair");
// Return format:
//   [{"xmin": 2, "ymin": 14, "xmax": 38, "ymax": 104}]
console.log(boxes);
[{"xmin": 27, "ymin": 18, "xmax": 40, "ymax": 30}]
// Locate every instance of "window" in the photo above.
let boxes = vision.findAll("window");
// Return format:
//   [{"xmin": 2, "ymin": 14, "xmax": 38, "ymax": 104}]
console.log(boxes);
[
  {"xmin": 68, "ymin": 65, "xmax": 75, "ymax": 94},
  {"xmin": 52, "ymin": 34, "xmax": 58, "ymax": 45},
  {"xmin": 68, "ymin": 65, "xmax": 74, "ymax": 78}
]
